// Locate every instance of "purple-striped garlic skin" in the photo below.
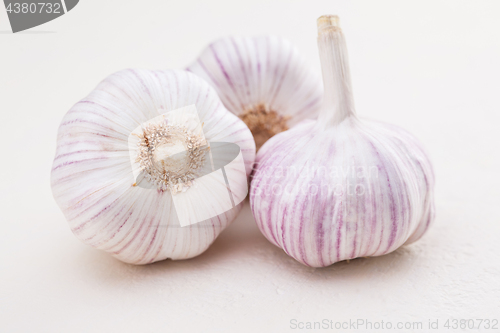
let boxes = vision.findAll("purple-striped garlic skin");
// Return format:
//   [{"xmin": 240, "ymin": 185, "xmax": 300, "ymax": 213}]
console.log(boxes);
[
  {"xmin": 250, "ymin": 118, "xmax": 434, "ymax": 267},
  {"xmin": 187, "ymin": 36, "xmax": 322, "ymax": 150},
  {"xmin": 51, "ymin": 69, "xmax": 255, "ymax": 264},
  {"xmin": 249, "ymin": 15, "xmax": 435, "ymax": 267}
]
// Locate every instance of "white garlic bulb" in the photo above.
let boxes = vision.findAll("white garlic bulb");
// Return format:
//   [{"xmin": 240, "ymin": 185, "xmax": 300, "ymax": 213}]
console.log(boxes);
[
  {"xmin": 51, "ymin": 69, "xmax": 255, "ymax": 264},
  {"xmin": 187, "ymin": 36, "xmax": 323, "ymax": 150},
  {"xmin": 250, "ymin": 16, "xmax": 435, "ymax": 267}
]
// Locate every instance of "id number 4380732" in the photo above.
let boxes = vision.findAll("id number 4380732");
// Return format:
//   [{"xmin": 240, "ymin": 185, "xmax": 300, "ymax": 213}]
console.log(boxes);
[
  {"xmin": 444, "ymin": 319, "xmax": 498, "ymax": 330},
  {"xmin": 6, "ymin": 2, "xmax": 62, "ymax": 14}
]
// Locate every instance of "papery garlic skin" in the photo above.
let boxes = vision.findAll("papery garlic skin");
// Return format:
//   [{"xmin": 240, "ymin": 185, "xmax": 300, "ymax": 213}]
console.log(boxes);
[
  {"xmin": 187, "ymin": 36, "xmax": 323, "ymax": 150},
  {"xmin": 251, "ymin": 119, "xmax": 434, "ymax": 267},
  {"xmin": 51, "ymin": 69, "xmax": 255, "ymax": 264},
  {"xmin": 250, "ymin": 16, "xmax": 435, "ymax": 267}
]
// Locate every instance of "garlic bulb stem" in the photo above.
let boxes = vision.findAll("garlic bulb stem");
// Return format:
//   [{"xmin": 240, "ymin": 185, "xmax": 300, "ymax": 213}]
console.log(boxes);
[{"xmin": 317, "ymin": 15, "xmax": 357, "ymax": 128}]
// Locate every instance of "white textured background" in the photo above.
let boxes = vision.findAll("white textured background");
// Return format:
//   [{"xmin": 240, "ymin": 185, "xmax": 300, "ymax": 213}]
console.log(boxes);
[{"xmin": 1, "ymin": 1, "xmax": 499, "ymax": 332}]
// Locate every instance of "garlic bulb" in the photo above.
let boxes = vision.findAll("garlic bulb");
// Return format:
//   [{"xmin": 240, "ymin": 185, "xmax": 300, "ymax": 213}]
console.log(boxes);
[
  {"xmin": 250, "ymin": 16, "xmax": 435, "ymax": 267},
  {"xmin": 187, "ymin": 36, "xmax": 323, "ymax": 150},
  {"xmin": 51, "ymin": 69, "xmax": 255, "ymax": 264}
]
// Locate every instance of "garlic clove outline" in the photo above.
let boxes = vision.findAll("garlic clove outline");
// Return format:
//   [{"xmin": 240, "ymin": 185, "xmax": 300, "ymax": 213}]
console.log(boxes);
[
  {"xmin": 249, "ymin": 16, "xmax": 435, "ymax": 267},
  {"xmin": 187, "ymin": 36, "xmax": 323, "ymax": 150},
  {"xmin": 51, "ymin": 69, "xmax": 255, "ymax": 264}
]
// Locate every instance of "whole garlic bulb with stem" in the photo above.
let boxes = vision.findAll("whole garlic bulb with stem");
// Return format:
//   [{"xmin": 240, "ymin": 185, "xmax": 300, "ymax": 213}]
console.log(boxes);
[
  {"xmin": 187, "ymin": 36, "xmax": 323, "ymax": 150},
  {"xmin": 51, "ymin": 69, "xmax": 255, "ymax": 264},
  {"xmin": 250, "ymin": 16, "xmax": 435, "ymax": 267}
]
